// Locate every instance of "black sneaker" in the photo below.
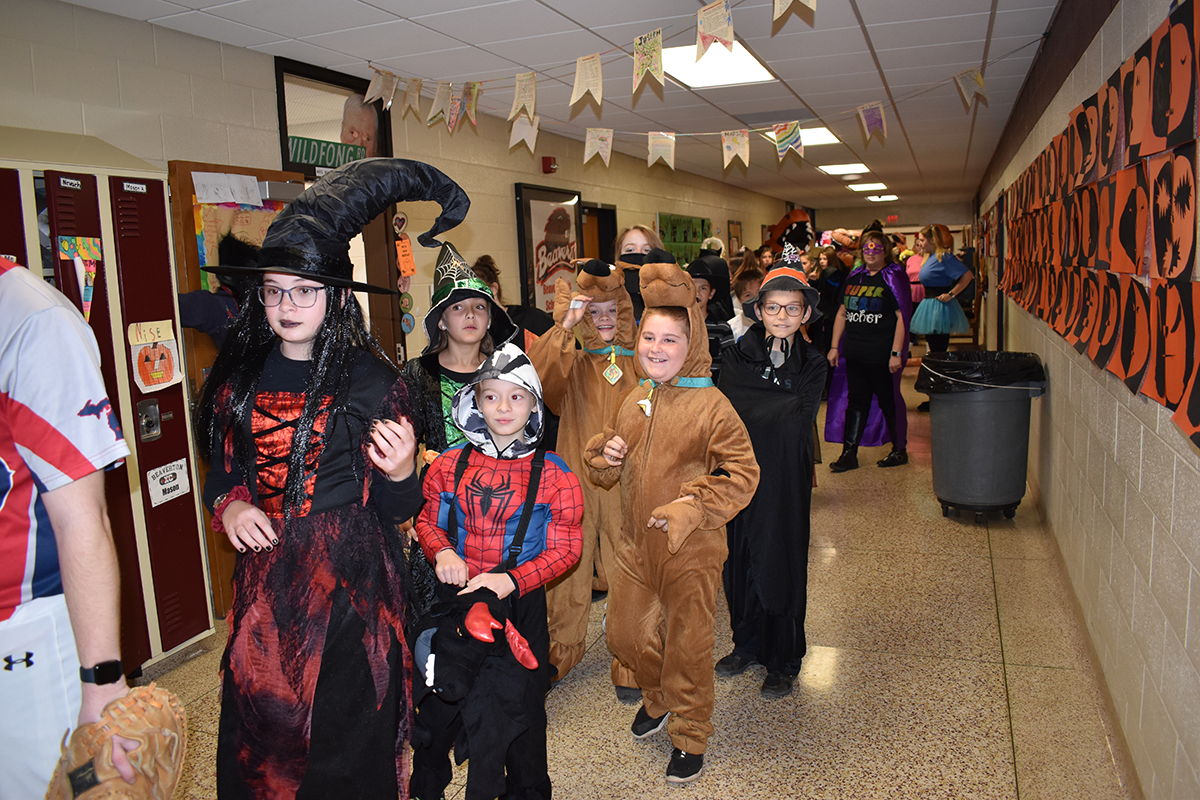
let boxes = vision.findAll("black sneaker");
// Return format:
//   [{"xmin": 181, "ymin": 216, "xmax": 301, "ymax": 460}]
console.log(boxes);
[
  {"xmin": 714, "ymin": 651, "xmax": 755, "ymax": 677},
  {"xmin": 665, "ymin": 748, "xmax": 704, "ymax": 784},
  {"xmin": 761, "ymin": 672, "xmax": 795, "ymax": 698},
  {"xmin": 631, "ymin": 705, "xmax": 669, "ymax": 738},
  {"xmin": 877, "ymin": 449, "xmax": 908, "ymax": 468},
  {"xmin": 615, "ymin": 686, "xmax": 642, "ymax": 704}
]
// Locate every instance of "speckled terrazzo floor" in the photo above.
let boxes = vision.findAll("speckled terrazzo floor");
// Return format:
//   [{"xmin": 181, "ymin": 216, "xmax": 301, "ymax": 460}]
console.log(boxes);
[{"xmin": 150, "ymin": 364, "xmax": 1142, "ymax": 800}]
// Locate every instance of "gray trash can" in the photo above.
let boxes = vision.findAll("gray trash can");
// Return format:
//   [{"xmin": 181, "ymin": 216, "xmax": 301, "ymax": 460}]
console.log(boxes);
[{"xmin": 915, "ymin": 352, "xmax": 1046, "ymax": 522}]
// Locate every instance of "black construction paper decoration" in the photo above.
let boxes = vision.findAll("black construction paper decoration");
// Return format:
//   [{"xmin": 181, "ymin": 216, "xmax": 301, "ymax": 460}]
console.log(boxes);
[
  {"xmin": 1069, "ymin": 269, "xmax": 1101, "ymax": 353},
  {"xmin": 1107, "ymin": 274, "xmax": 1152, "ymax": 393},
  {"xmin": 1090, "ymin": 270, "xmax": 1124, "ymax": 369},
  {"xmin": 1122, "ymin": 41, "xmax": 1152, "ymax": 164},
  {"xmin": 1074, "ymin": 184, "xmax": 1100, "ymax": 266},
  {"xmin": 1142, "ymin": 0, "xmax": 1196, "ymax": 158},
  {"xmin": 1098, "ymin": 67, "xmax": 1123, "ymax": 179},
  {"xmin": 1095, "ymin": 175, "xmax": 1115, "ymax": 271},
  {"xmin": 1147, "ymin": 141, "xmax": 1196, "ymax": 281},
  {"xmin": 1112, "ymin": 161, "xmax": 1148, "ymax": 274},
  {"xmin": 1069, "ymin": 95, "xmax": 1100, "ymax": 190},
  {"xmin": 1057, "ymin": 265, "xmax": 1084, "ymax": 340},
  {"xmin": 1142, "ymin": 278, "xmax": 1197, "ymax": 410}
]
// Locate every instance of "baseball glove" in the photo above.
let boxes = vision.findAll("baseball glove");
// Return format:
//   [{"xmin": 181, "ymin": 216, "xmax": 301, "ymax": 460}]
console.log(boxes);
[{"xmin": 45, "ymin": 683, "xmax": 187, "ymax": 800}]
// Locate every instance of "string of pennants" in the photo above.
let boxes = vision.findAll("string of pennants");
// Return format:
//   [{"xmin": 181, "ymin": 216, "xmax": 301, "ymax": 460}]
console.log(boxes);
[
  {"xmin": 985, "ymin": 0, "xmax": 1200, "ymax": 449},
  {"xmin": 361, "ymin": 0, "xmax": 1009, "ymax": 171}
]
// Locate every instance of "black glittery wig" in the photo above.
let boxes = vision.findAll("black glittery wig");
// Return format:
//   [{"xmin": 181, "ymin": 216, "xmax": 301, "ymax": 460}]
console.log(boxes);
[{"xmin": 195, "ymin": 158, "xmax": 471, "ymax": 521}]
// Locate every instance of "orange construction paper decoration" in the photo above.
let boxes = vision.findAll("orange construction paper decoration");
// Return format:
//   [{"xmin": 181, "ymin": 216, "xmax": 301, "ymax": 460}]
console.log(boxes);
[
  {"xmin": 1147, "ymin": 142, "xmax": 1196, "ymax": 281},
  {"xmin": 1095, "ymin": 175, "xmax": 1115, "ymax": 271},
  {"xmin": 1121, "ymin": 42, "xmax": 1152, "ymax": 164},
  {"xmin": 1097, "ymin": 68, "xmax": 1122, "ymax": 179},
  {"xmin": 1142, "ymin": 3, "xmax": 1196, "ymax": 159},
  {"xmin": 1142, "ymin": 278, "xmax": 1197, "ymax": 410},
  {"xmin": 1068, "ymin": 95, "xmax": 1099, "ymax": 191},
  {"xmin": 1089, "ymin": 271, "xmax": 1124, "ymax": 368},
  {"xmin": 1107, "ymin": 274, "xmax": 1152, "ymax": 393},
  {"xmin": 1069, "ymin": 268, "xmax": 1102, "ymax": 353},
  {"xmin": 1111, "ymin": 162, "xmax": 1148, "ymax": 274}
]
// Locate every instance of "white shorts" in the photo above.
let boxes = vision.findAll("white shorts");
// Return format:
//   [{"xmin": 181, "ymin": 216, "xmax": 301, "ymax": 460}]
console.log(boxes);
[{"xmin": 0, "ymin": 594, "xmax": 81, "ymax": 800}]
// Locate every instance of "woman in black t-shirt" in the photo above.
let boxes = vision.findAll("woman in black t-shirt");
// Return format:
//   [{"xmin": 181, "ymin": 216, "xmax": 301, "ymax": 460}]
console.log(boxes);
[{"xmin": 826, "ymin": 230, "xmax": 912, "ymax": 471}]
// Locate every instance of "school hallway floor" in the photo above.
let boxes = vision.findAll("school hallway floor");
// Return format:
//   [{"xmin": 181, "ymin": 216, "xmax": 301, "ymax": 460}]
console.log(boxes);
[{"xmin": 152, "ymin": 365, "xmax": 1142, "ymax": 799}]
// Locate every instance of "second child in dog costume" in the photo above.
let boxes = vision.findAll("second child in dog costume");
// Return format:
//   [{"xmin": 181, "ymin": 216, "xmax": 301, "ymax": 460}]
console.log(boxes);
[
  {"xmin": 411, "ymin": 344, "xmax": 583, "ymax": 800},
  {"xmin": 526, "ymin": 260, "xmax": 639, "ymax": 689},
  {"xmin": 585, "ymin": 251, "xmax": 759, "ymax": 784}
]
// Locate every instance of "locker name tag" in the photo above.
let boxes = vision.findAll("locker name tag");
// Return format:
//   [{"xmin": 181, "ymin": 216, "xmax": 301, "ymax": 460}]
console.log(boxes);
[
  {"xmin": 123, "ymin": 182, "xmax": 147, "ymax": 194},
  {"xmin": 146, "ymin": 458, "xmax": 190, "ymax": 508},
  {"xmin": 60, "ymin": 177, "xmax": 82, "ymax": 190}
]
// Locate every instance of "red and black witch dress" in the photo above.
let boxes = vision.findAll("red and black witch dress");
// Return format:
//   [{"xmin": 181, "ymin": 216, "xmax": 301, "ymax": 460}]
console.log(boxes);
[{"xmin": 203, "ymin": 344, "xmax": 422, "ymax": 799}]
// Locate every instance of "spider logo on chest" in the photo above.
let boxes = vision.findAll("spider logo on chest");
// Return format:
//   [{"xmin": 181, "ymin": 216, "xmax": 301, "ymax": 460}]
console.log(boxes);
[{"xmin": 465, "ymin": 472, "xmax": 517, "ymax": 518}]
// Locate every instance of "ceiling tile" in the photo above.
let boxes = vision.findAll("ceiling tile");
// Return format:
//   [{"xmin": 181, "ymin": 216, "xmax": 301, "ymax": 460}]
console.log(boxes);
[
  {"xmin": 207, "ymin": 0, "xmax": 398, "ymax": 39},
  {"xmin": 249, "ymin": 37, "xmax": 354, "ymax": 67},
  {"xmin": 68, "ymin": 0, "xmax": 188, "ymax": 20},
  {"xmin": 854, "ymin": 0, "xmax": 993, "ymax": 26},
  {"xmin": 146, "ymin": 10, "xmax": 281, "ymax": 47},
  {"xmin": 302, "ymin": 19, "xmax": 464, "ymax": 61},
  {"xmin": 374, "ymin": 47, "xmax": 521, "ymax": 81},
  {"xmin": 413, "ymin": 0, "xmax": 580, "ymax": 45},
  {"xmin": 482, "ymin": 29, "xmax": 612, "ymax": 66}
]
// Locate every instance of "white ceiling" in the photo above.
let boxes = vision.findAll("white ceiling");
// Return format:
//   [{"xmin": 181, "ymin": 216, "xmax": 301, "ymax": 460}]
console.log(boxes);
[{"xmin": 69, "ymin": 0, "xmax": 1060, "ymax": 209}]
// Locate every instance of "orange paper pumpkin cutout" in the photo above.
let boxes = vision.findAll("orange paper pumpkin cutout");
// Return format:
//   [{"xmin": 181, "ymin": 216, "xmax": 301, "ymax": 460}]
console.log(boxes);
[
  {"xmin": 1112, "ymin": 162, "xmax": 1148, "ymax": 274},
  {"xmin": 1107, "ymin": 274, "xmax": 1152, "ymax": 393},
  {"xmin": 1121, "ymin": 42, "xmax": 1152, "ymax": 164},
  {"xmin": 1147, "ymin": 142, "xmax": 1196, "ymax": 281},
  {"xmin": 1089, "ymin": 271, "xmax": 1124, "ymax": 368},
  {"xmin": 1143, "ymin": 4, "xmax": 1196, "ymax": 158},
  {"xmin": 1142, "ymin": 279, "xmax": 1197, "ymax": 409},
  {"xmin": 1068, "ymin": 96, "xmax": 1099, "ymax": 190},
  {"xmin": 138, "ymin": 342, "xmax": 174, "ymax": 387}
]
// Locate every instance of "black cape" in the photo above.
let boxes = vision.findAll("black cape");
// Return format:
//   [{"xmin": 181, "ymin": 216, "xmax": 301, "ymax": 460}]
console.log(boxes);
[{"xmin": 718, "ymin": 325, "xmax": 826, "ymax": 616}]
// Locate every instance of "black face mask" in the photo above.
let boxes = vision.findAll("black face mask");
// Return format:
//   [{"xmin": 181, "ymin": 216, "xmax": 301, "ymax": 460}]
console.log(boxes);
[
  {"xmin": 742, "ymin": 299, "xmax": 760, "ymax": 322},
  {"xmin": 619, "ymin": 252, "xmax": 647, "ymax": 267}
]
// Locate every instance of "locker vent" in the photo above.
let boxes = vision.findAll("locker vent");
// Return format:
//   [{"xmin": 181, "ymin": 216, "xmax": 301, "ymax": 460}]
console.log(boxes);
[
  {"xmin": 159, "ymin": 591, "xmax": 183, "ymax": 637},
  {"xmin": 52, "ymin": 191, "xmax": 77, "ymax": 236},
  {"xmin": 115, "ymin": 197, "xmax": 140, "ymax": 238}
]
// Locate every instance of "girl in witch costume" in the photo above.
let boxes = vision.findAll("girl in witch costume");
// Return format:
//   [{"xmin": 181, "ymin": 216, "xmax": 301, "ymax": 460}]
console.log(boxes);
[
  {"xmin": 716, "ymin": 265, "xmax": 827, "ymax": 698},
  {"xmin": 403, "ymin": 244, "xmax": 518, "ymax": 458},
  {"xmin": 526, "ymin": 259, "xmax": 639, "ymax": 687},
  {"xmin": 196, "ymin": 159, "xmax": 471, "ymax": 799}
]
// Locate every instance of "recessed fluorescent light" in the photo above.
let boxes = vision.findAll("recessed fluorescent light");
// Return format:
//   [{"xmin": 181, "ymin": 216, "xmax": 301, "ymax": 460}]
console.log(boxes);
[
  {"xmin": 867, "ymin": 195, "xmax": 899, "ymax": 202},
  {"xmin": 662, "ymin": 43, "xmax": 774, "ymax": 89},
  {"xmin": 761, "ymin": 127, "xmax": 838, "ymax": 145},
  {"xmin": 849, "ymin": 183, "xmax": 888, "ymax": 192},
  {"xmin": 819, "ymin": 163, "xmax": 869, "ymax": 175}
]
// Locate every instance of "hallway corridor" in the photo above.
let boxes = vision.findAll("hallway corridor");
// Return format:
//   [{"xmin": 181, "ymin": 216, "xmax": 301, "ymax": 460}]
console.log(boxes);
[{"xmin": 156, "ymin": 368, "xmax": 1141, "ymax": 799}]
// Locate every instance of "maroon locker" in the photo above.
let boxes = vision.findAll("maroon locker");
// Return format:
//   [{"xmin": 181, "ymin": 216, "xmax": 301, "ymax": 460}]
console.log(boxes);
[
  {"xmin": 43, "ymin": 170, "xmax": 153, "ymax": 671},
  {"xmin": 108, "ymin": 176, "xmax": 209, "ymax": 652},
  {"xmin": 0, "ymin": 169, "xmax": 27, "ymax": 267}
]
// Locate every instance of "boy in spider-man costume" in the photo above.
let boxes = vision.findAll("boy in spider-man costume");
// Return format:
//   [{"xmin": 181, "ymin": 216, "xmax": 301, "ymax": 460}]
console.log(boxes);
[{"xmin": 412, "ymin": 344, "xmax": 583, "ymax": 800}]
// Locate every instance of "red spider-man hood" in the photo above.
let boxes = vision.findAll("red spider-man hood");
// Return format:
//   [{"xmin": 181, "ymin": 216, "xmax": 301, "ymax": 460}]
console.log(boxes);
[{"xmin": 450, "ymin": 343, "xmax": 546, "ymax": 458}]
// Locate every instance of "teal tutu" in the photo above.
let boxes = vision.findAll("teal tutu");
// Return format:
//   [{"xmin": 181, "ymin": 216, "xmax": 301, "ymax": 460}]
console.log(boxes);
[{"xmin": 910, "ymin": 297, "xmax": 970, "ymax": 335}]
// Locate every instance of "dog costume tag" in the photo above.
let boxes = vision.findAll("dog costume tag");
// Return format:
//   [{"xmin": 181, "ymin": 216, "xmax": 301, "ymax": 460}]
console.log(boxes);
[
  {"xmin": 636, "ymin": 398, "xmax": 652, "ymax": 416},
  {"xmin": 603, "ymin": 362, "xmax": 623, "ymax": 384}
]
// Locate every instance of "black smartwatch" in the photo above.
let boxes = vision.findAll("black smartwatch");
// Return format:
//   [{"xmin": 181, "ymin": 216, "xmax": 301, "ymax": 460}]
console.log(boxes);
[
  {"xmin": 80, "ymin": 660, "xmax": 123, "ymax": 685},
  {"xmin": 890, "ymin": 350, "xmax": 902, "ymax": 358}
]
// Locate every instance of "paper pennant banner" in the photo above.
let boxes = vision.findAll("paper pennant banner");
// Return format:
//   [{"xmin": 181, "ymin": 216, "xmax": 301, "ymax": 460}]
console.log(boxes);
[
  {"xmin": 773, "ymin": 121, "xmax": 803, "ymax": 160},
  {"xmin": 570, "ymin": 53, "xmax": 603, "ymax": 106},
  {"xmin": 509, "ymin": 72, "xmax": 537, "ymax": 121},
  {"xmin": 697, "ymin": 0, "xmax": 734, "ymax": 60},
  {"xmin": 648, "ymin": 132, "xmax": 675, "ymax": 169},
  {"xmin": 774, "ymin": 0, "xmax": 815, "ymax": 19},
  {"xmin": 460, "ymin": 82, "xmax": 481, "ymax": 127},
  {"xmin": 447, "ymin": 97, "xmax": 463, "ymax": 132},
  {"xmin": 510, "ymin": 115, "xmax": 540, "ymax": 151},
  {"xmin": 955, "ymin": 68, "xmax": 989, "ymax": 108},
  {"xmin": 722, "ymin": 129, "xmax": 749, "ymax": 168},
  {"xmin": 633, "ymin": 29, "xmax": 664, "ymax": 93},
  {"xmin": 427, "ymin": 81, "xmax": 453, "ymax": 126},
  {"xmin": 857, "ymin": 102, "xmax": 887, "ymax": 140},
  {"xmin": 364, "ymin": 70, "xmax": 397, "ymax": 110},
  {"xmin": 584, "ymin": 128, "xmax": 613, "ymax": 167},
  {"xmin": 401, "ymin": 78, "xmax": 423, "ymax": 119},
  {"xmin": 72, "ymin": 255, "xmax": 96, "ymax": 323}
]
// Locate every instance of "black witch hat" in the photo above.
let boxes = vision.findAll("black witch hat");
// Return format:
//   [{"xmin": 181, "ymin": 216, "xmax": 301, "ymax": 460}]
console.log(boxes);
[{"xmin": 202, "ymin": 158, "xmax": 469, "ymax": 294}]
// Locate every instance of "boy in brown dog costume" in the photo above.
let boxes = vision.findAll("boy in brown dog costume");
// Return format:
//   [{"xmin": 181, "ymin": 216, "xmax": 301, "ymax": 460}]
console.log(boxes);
[
  {"xmin": 528, "ymin": 260, "xmax": 641, "ymax": 691},
  {"xmin": 585, "ymin": 250, "xmax": 759, "ymax": 784}
]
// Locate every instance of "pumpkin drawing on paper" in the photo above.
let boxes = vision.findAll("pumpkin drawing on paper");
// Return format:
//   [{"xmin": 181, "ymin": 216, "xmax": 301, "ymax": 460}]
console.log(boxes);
[{"xmin": 138, "ymin": 342, "xmax": 174, "ymax": 386}]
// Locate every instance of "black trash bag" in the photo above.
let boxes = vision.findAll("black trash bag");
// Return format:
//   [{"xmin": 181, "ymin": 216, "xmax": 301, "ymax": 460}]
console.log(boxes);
[{"xmin": 916, "ymin": 351, "xmax": 1045, "ymax": 394}]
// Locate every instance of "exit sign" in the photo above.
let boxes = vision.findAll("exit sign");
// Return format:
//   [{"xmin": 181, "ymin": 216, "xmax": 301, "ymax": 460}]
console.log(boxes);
[{"xmin": 887, "ymin": 215, "xmax": 899, "ymax": 223}]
